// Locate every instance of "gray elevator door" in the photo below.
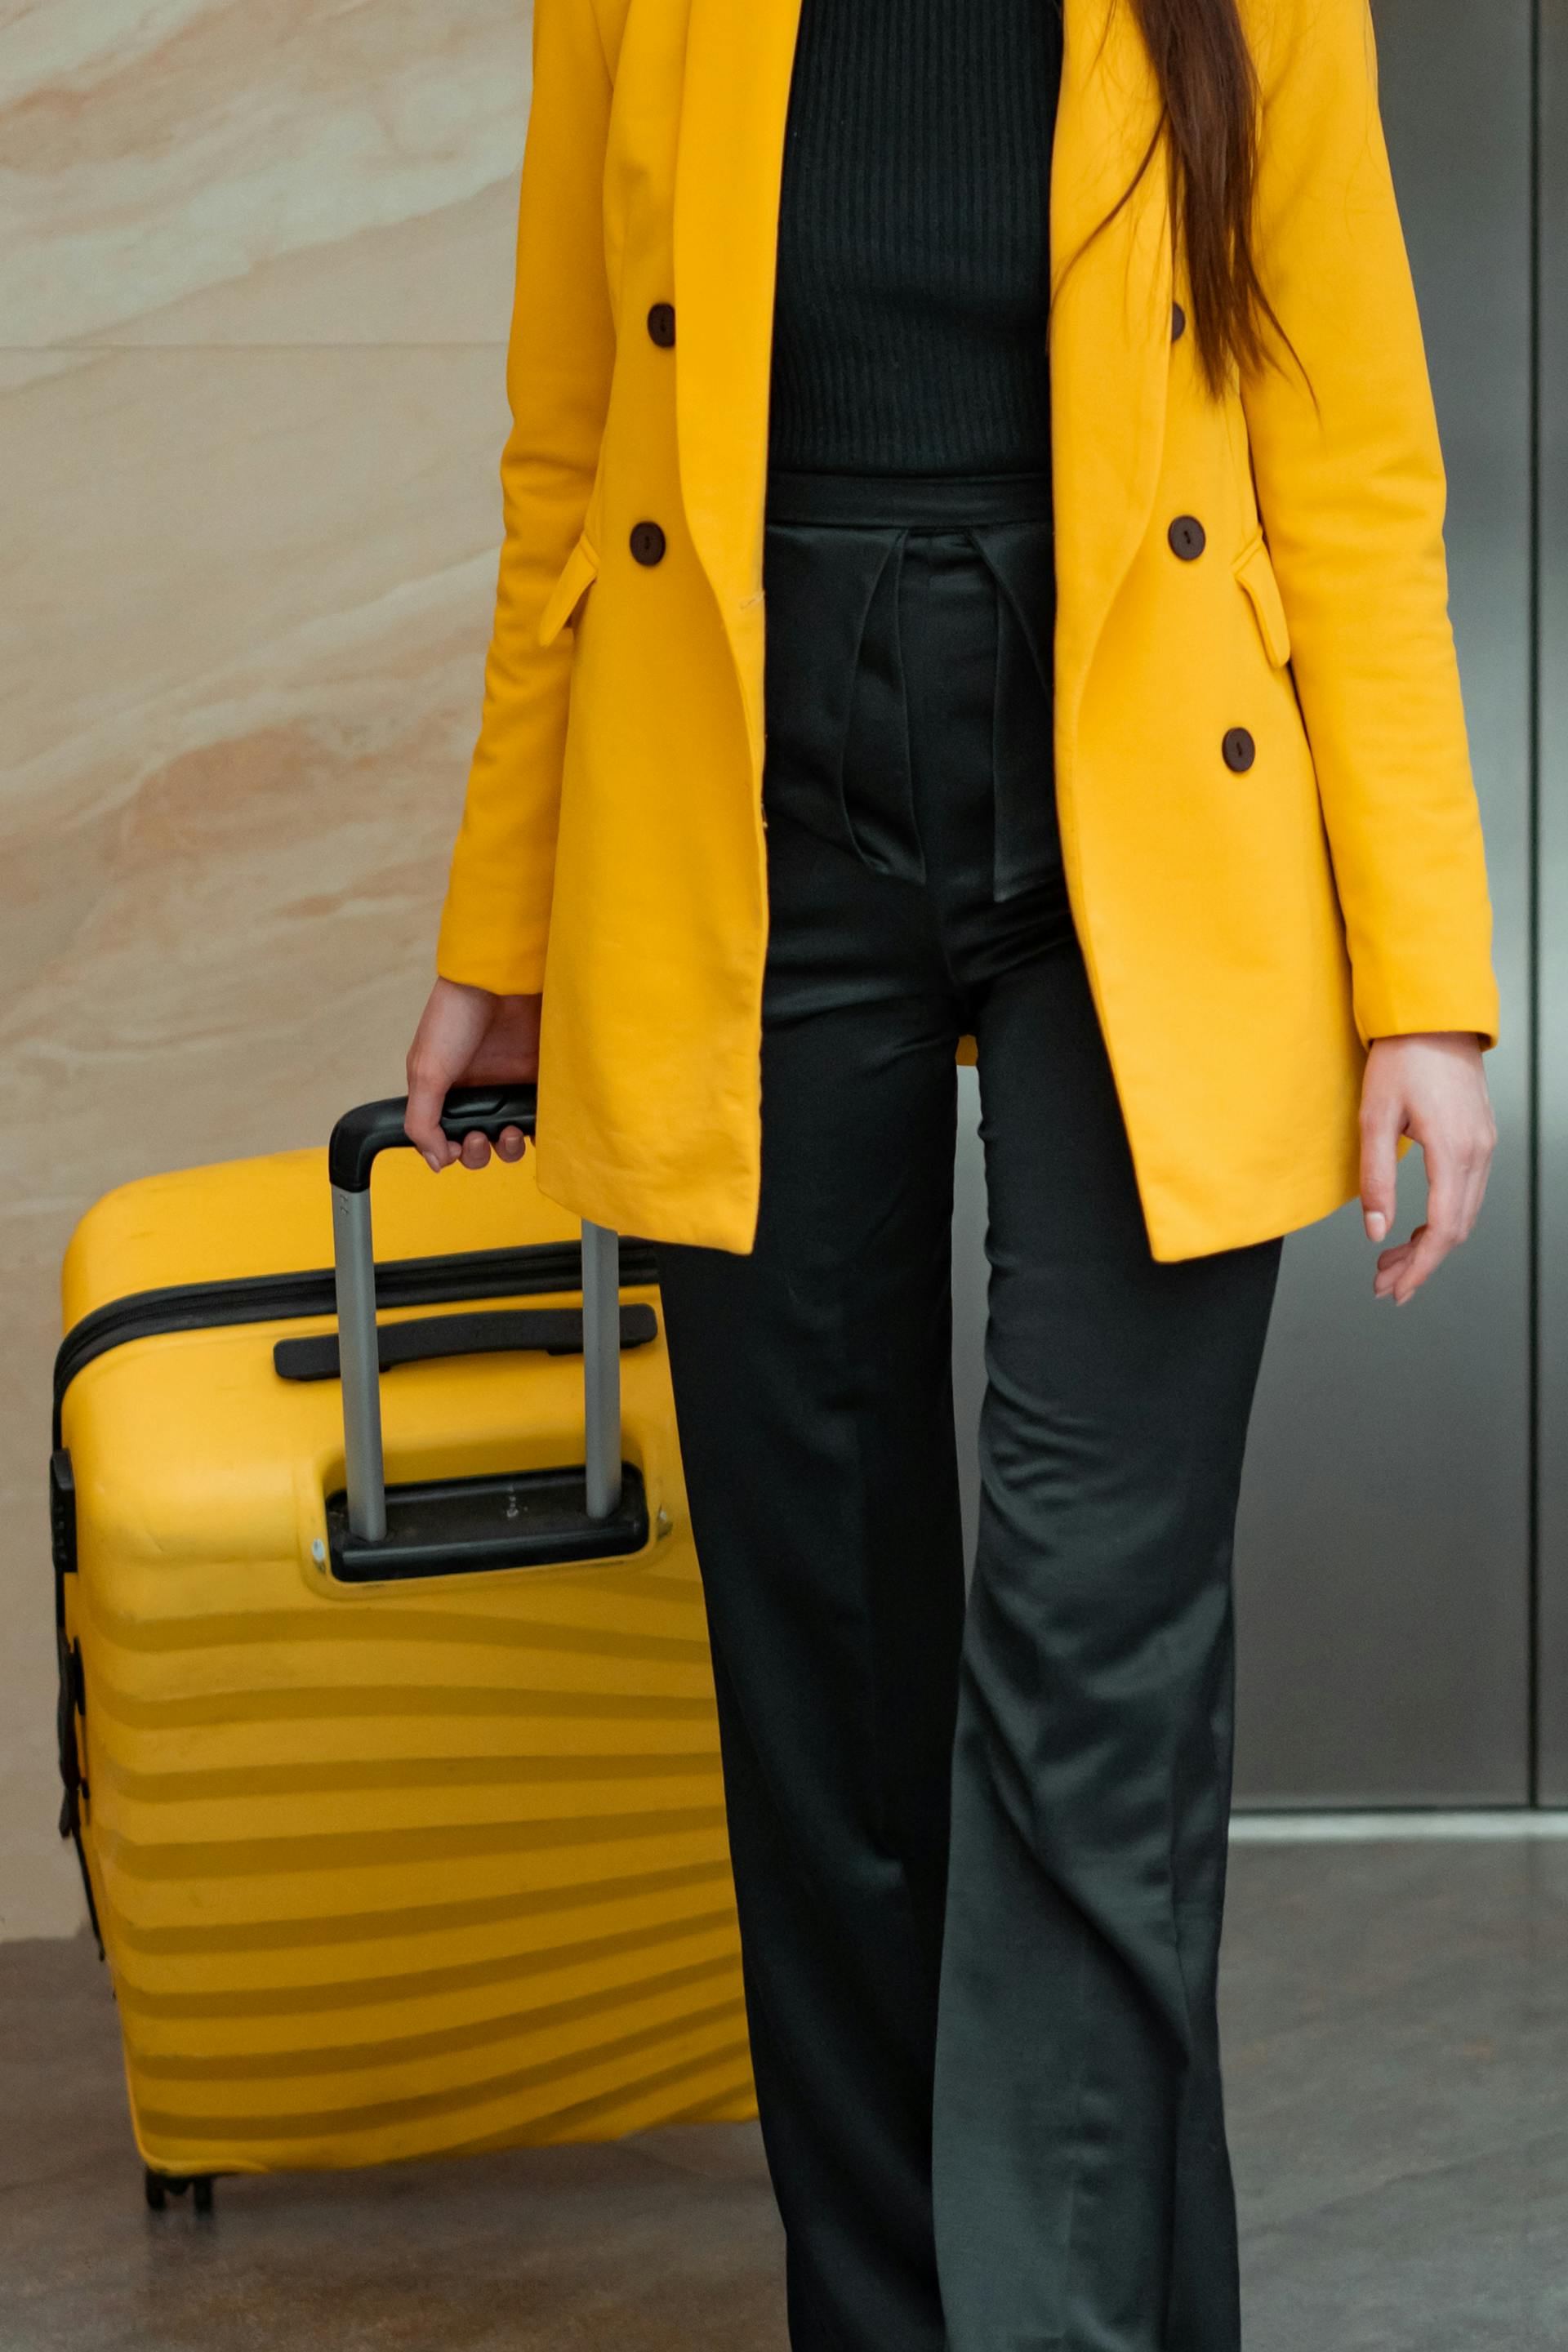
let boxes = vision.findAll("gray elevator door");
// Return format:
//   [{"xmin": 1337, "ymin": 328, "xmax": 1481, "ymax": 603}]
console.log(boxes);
[
  {"xmin": 1230, "ymin": 0, "xmax": 1534, "ymax": 1806},
  {"xmin": 1530, "ymin": 0, "xmax": 1568, "ymax": 1802},
  {"xmin": 951, "ymin": 0, "xmax": 1535, "ymax": 1806}
]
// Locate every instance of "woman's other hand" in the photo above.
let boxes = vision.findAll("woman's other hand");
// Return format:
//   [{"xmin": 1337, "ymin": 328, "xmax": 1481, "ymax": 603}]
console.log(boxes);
[
  {"xmin": 1359, "ymin": 1032, "xmax": 1496, "ymax": 1304},
  {"xmin": 403, "ymin": 980, "xmax": 542, "ymax": 1173}
]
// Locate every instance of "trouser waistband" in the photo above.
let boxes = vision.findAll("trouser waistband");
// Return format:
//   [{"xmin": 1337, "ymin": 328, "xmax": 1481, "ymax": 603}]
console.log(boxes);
[
  {"xmin": 760, "ymin": 490, "xmax": 1060, "ymax": 904},
  {"xmin": 765, "ymin": 468, "xmax": 1054, "ymax": 529}
]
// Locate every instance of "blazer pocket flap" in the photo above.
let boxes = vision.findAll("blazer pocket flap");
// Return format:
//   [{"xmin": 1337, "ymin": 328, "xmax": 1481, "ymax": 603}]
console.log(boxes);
[
  {"xmin": 1234, "ymin": 535, "xmax": 1292, "ymax": 668},
  {"xmin": 537, "ymin": 535, "xmax": 600, "ymax": 648}
]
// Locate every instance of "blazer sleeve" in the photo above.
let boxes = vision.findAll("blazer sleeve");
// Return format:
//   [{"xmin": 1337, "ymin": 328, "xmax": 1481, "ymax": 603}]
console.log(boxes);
[
  {"xmin": 1241, "ymin": 0, "xmax": 1500, "ymax": 1050},
  {"xmin": 434, "ymin": 0, "xmax": 616, "ymax": 996}
]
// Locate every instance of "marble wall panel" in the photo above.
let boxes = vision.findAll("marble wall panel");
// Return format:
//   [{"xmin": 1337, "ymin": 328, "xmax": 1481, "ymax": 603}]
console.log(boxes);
[
  {"xmin": 1, "ymin": 0, "xmax": 527, "ymax": 344},
  {"xmin": 0, "ymin": 0, "xmax": 537, "ymax": 1936}
]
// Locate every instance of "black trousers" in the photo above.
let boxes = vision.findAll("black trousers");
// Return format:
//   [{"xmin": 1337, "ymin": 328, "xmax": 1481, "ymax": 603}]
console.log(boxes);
[{"xmin": 655, "ymin": 474, "xmax": 1283, "ymax": 2352}]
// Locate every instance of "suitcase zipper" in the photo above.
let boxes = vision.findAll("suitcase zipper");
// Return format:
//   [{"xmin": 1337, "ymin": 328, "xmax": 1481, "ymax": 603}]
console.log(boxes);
[{"xmin": 51, "ymin": 1236, "xmax": 660, "ymax": 1448}]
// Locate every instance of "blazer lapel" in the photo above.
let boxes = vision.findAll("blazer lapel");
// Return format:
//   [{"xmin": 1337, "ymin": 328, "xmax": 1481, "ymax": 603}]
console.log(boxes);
[
  {"xmin": 672, "ymin": 0, "xmax": 804, "ymax": 654},
  {"xmin": 1050, "ymin": 0, "xmax": 1173, "ymax": 747},
  {"xmin": 671, "ymin": 0, "xmax": 1172, "ymax": 762}
]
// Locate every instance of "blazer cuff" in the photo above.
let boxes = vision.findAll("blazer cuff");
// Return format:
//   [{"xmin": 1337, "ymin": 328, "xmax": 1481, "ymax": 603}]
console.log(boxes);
[
  {"xmin": 434, "ymin": 908, "xmax": 549, "ymax": 999},
  {"xmin": 1355, "ymin": 985, "xmax": 1500, "ymax": 1054}
]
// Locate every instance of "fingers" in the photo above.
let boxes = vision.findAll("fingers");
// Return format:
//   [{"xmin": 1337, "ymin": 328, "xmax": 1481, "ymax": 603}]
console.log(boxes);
[
  {"xmin": 1374, "ymin": 1129, "xmax": 1492, "ymax": 1306},
  {"xmin": 1358, "ymin": 1085, "xmax": 1401, "ymax": 1245},
  {"xmin": 404, "ymin": 1123, "xmax": 527, "ymax": 1177},
  {"xmin": 1361, "ymin": 1035, "xmax": 1497, "ymax": 1303},
  {"xmin": 452, "ymin": 1124, "xmax": 529, "ymax": 1174},
  {"xmin": 403, "ymin": 978, "xmax": 536, "ymax": 1176},
  {"xmin": 404, "ymin": 1058, "xmax": 461, "ymax": 1173},
  {"xmin": 404, "ymin": 978, "xmax": 497, "ymax": 1170},
  {"xmin": 1374, "ymin": 1223, "xmax": 1444, "ymax": 1304}
]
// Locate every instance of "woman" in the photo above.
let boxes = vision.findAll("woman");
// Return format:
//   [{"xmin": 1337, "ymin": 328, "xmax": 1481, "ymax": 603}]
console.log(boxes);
[{"xmin": 405, "ymin": 0, "xmax": 1499, "ymax": 2343}]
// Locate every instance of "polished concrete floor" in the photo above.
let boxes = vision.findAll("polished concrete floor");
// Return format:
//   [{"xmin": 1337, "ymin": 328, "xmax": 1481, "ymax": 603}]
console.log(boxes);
[{"xmin": 2, "ymin": 1838, "xmax": 1566, "ymax": 2351}]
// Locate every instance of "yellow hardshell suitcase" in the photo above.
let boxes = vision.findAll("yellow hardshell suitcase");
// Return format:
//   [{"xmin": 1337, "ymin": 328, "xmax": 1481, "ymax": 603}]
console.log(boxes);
[{"xmin": 51, "ymin": 1089, "xmax": 755, "ymax": 2212}]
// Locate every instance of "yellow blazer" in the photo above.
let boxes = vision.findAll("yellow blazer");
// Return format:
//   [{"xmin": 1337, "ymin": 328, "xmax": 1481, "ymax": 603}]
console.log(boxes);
[{"xmin": 435, "ymin": 0, "xmax": 1499, "ymax": 1260}]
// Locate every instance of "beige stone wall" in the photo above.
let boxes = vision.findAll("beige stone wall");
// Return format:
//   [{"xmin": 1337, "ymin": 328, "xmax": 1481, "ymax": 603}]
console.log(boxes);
[{"xmin": 1, "ymin": 2, "xmax": 533, "ymax": 1935}]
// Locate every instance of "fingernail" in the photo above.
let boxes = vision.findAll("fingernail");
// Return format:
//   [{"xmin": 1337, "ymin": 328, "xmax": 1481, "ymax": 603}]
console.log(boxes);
[
  {"xmin": 425, "ymin": 1152, "xmax": 443, "ymax": 1173},
  {"xmin": 1365, "ymin": 1212, "xmax": 1388, "ymax": 1241}
]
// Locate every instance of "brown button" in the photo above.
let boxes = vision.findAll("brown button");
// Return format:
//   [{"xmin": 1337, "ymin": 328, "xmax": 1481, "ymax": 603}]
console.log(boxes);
[
  {"xmin": 1172, "ymin": 301, "xmax": 1187, "ymax": 342},
  {"xmin": 1223, "ymin": 728, "xmax": 1257, "ymax": 773},
  {"xmin": 647, "ymin": 301, "xmax": 676, "ymax": 349},
  {"xmin": 1168, "ymin": 514, "xmax": 1206, "ymax": 561},
  {"xmin": 630, "ymin": 521, "xmax": 666, "ymax": 567}
]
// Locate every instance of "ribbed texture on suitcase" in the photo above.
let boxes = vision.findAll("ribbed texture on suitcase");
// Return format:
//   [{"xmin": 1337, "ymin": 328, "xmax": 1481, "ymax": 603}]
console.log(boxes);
[
  {"xmin": 82, "ymin": 1549, "xmax": 750, "ymax": 2173},
  {"xmin": 60, "ymin": 1150, "xmax": 755, "ymax": 2178}
]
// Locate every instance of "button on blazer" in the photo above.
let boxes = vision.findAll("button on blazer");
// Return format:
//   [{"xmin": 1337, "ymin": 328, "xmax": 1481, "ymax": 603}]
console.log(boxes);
[{"xmin": 435, "ymin": 0, "xmax": 1500, "ymax": 1261}]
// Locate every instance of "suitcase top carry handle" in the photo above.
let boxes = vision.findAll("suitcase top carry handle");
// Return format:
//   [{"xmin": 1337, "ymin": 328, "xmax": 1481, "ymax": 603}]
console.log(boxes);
[
  {"xmin": 327, "ymin": 1094, "xmax": 621, "ymax": 1547},
  {"xmin": 328, "ymin": 1085, "xmax": 540, "ymax": 1193}
]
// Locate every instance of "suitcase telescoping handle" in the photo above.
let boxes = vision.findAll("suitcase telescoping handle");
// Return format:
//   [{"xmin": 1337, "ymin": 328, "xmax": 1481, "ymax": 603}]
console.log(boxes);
[{"xmin": 327, "ymin": 1087, "xmax": 621, "ymax": 1545}]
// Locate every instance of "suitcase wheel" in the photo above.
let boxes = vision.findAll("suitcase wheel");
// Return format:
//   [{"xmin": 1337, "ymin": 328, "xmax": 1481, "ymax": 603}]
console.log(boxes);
[{"xmin": 145, "ymin": 2168, "xmax": 215, "ymax": 2216}]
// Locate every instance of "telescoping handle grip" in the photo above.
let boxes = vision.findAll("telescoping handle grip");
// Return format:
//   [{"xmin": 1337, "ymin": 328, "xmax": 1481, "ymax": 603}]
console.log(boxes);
[{"xmin": 327, "ymin": 1089, "xmax": 622, "ymax": 1544}]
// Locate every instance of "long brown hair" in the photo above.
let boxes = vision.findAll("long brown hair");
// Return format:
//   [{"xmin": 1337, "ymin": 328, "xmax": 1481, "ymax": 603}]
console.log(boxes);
[{"xmin": 1096, "ymin": 0, "xmax": 1292, "ymax": 396}]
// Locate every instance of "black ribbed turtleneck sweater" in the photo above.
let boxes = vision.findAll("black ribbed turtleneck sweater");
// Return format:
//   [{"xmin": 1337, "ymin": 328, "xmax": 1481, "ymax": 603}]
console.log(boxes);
[{"xmin": 768, "ymin": 0, "xmax": 1063, "ymax": 478}]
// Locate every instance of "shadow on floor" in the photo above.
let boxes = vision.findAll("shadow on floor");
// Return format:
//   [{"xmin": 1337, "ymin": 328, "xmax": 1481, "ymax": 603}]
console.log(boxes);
[{"xmin": 3, "ymin": 1842, "xmax": 1567, "ymax": 2350}]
